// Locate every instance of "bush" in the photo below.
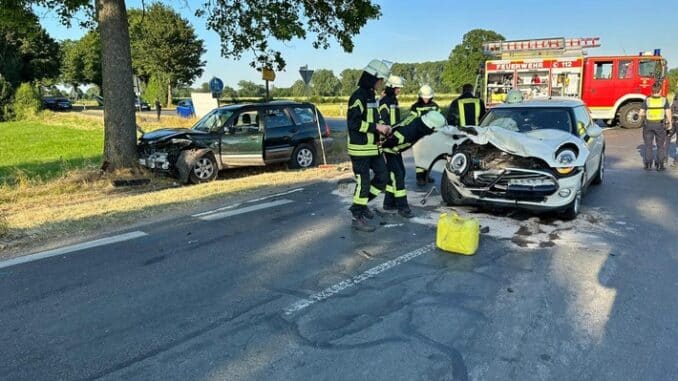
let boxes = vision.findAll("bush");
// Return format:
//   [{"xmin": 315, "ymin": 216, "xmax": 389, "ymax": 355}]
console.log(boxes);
[
  {"xmin": 143, "ymin": 73, "xmax": 169, "ymax": 107},
  {"xmin": 0, "ymin": 77, "xmax": 13, "ymax": 121},
  {"xmin": 13, "ymin": 83, "xmax": 42, "ymax": 120}
]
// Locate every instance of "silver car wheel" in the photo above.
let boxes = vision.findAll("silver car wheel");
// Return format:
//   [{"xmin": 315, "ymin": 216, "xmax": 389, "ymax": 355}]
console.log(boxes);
[
  {"xmin": 193, "ymin": 157, "xmax": 215, "ymax": 180},
  {"xmin": 296, "ymin": 148, "xmax": 314, "ymax": 168}
]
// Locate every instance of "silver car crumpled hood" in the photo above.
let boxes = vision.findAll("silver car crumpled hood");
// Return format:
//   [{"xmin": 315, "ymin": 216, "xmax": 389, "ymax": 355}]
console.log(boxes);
[{"xmin": 440, "ymin": 125, "xmax": 589, "ymax": 168}]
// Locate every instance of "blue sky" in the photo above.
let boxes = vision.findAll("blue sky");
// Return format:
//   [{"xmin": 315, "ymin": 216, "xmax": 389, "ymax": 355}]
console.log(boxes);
[{"xmin": 37, "ymin": 0, "xmax": 678, "ymax": 88}]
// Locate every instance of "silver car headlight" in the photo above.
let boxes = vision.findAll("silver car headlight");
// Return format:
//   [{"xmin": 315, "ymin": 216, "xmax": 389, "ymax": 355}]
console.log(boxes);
[
  {"xmin": 447, "ymin": 152, "xmax": 469, "ymax": 176},
  {"xmin": 555, "ymin": 149, "xmax": 576, "ymax": 175}
]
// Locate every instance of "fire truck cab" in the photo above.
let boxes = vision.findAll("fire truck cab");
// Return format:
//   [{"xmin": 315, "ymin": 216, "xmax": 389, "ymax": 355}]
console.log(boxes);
[{"xmin": 482, "ymin": 37, "xmax": 668, "ymax": 128}]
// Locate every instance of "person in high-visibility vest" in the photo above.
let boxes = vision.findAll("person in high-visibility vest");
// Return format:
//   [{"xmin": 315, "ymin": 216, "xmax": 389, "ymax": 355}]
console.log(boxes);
[
  {"xmin": 379, "ymin": 75, "xmax": 413, "ymax": 217},
  {"xmin": 639, "ymin": 84, "xmax": 672, "ymax": 171},
  {"xmin": 410, "ymin": 85, "xmax": 440, "ymax": 186},
  {"xmin": 447, "ymin": 83, "xmax": 486, "ymax": 128},
  {"xmin": 346, "ymin": 59, "xmax": 392, "ymax": 232}
]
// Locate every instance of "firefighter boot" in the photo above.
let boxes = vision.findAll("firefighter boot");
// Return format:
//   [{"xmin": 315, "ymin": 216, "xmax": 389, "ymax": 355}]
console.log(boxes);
[
  {"xmin": 644, "ymin": 161, "xmax": 653, "ymax": 171},
  {"xmin": 352, "ymin": 215, "xmax": 376, "ymax": 232},
  {"xmin": 398, "ymin": 208, "xmax": 415, "ymax": 219},
  {"xmin": 657, "ymin": 162, "xmax": 666, "ymax": 172},
  {"xmin": 363, "ymin": 208, "xmax": 375, "ymax": 219}
]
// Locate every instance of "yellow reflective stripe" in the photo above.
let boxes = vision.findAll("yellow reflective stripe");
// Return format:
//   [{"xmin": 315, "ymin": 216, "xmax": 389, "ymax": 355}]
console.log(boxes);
[
  {"xmin": 389, "ymin": 172, "xmax": 397, "ymax": 193},
  {"xmin": 367, "ymin": 133, "xmax": 375, "ymax": 146},
  {"xmin": 390, "ymin": 106, "xmax": 397, "ymax": 125},
  {"xmin": 367, "ymin": 104, "xmax": 376, "ymax": 123},
  {"xmin": 415, "ymin": 167, "xmax": 425, "ymax": 173},
  {"xmin": 458, "ymin": 98, "xmax": 481, "ymax": 126},
  {"xmin": 359, "ymin": 120, "xmax": 370, "ymax": 133},
  {"xmin": 393, "ymin": 131, "xmax": 405, "ymax": 144},
  {"xmin": 370, "ymin": 186, "xmax": 381, "ymax": 196},
  {"xmin": 348, "ymin": 143, "xmax": 379, "ymax": 156},
  {"xmin": 353, "ymin": 174, "xmax": 368, "ymax": 205},
  {"xmin": 394, "ymin": 189, "xmax": 407, "ymax": 198},
  {"xmin": 349, "ymin": 99, "xmax": 364, "ymax": 113}
]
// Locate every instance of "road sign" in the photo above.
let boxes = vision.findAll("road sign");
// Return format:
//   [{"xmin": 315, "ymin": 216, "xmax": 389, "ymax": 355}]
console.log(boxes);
[
  {"xmin": 262, "ymin": 68, "xmax": 276, "ymax": 81},
  {"xmin": 299, "ymin": 65, "xmax": 314, "ymax": 85},
  {"xmin": 209, "ymin": 77, "xmax": 224, "ymax": 93}
]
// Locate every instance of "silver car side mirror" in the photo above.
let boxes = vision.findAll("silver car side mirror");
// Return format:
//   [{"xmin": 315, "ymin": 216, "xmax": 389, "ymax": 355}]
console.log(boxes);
[{"xmin": 587, "ymin": 124, "xmax": 603, "ymax": 138}]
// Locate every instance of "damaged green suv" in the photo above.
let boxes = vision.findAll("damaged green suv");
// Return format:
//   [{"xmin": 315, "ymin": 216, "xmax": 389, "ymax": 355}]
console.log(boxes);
[{"xmin": 137, "ymin": 101, "xmax": 331, "ymax": 184}]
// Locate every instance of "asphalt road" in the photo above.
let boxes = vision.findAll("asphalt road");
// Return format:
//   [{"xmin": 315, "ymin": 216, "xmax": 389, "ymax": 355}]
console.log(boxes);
[{"xmin": 1, "ymin": 128, "xmax": 677, "ymax": 380}]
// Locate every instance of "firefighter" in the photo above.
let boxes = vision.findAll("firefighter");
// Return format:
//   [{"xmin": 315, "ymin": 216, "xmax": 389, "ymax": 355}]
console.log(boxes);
[
  {"xmin": 666, "ymin": 93, "xmax": 678, "ymax": 167},
  {"xmin": 447, "ymin": 83, "xmax": 486, "ymax": 127},
  {"xmin": 639, "ymin": 83, "xmax": 672, "ymax": 171},
  {"xmin": 378, "ymin": 75, "xmax": 411, "ymax": 217},
  {"xmin": 381, "ymin": 111, "xmax": 448, "ymax": 159},
  {"xmin": 410, "ymin": 85, "xmax": 440, "ymax": 185},
  {"xmin": 346, "ymin": 59, "xmax": 392, "ymax": 232}
]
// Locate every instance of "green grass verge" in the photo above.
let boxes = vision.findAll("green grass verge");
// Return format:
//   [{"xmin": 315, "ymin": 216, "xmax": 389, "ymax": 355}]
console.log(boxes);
[{"xmin": 0, "ymin": 119, "xmax": 103, "ymax": 184}]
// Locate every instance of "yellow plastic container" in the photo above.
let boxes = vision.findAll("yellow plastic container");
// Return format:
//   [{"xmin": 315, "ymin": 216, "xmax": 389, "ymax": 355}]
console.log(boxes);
[{"xmin": 436, "ymin": 212, "xmax": 480, "ymax": 255}]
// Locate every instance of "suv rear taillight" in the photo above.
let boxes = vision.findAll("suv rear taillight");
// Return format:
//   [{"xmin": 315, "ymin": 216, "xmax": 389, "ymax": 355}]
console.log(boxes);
[{"xmin": 324, "ymin": 123, "xmax": 331, "ymax": 137}]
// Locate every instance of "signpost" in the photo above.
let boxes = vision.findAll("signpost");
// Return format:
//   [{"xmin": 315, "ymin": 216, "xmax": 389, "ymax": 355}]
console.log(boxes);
[
  {"xmin": 299, "ymin": 65, "xmax": 328, "ymax": 166},
  {"xmin": 262, "ymin": 68, "xmax": 275, "ymax": 101},
  {"xmin": 209, "ymin": 77, "xmax": 224, "ymax": 107}
]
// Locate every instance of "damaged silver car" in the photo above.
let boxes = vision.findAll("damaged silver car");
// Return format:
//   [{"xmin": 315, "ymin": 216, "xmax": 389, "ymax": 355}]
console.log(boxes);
[{"xmin": 413, "ymin": 99, "xmax": 605, "ymax": 219}]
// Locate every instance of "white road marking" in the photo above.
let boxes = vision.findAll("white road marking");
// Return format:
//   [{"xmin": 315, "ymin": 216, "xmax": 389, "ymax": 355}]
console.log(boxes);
[
  {"xmin": 197, "ymin": 199, "xmax": 294, "ymax": 221},
  {"xmin": 283, "ymin": 243, "xmax": 436, "ymax": 315},
  {"xmin": 0, "ymin": 231, "xmax": 148, "ymax": 270},
  {"xmin": 192, "ymin": 188, "xmax": 304, "ymax": 218}
]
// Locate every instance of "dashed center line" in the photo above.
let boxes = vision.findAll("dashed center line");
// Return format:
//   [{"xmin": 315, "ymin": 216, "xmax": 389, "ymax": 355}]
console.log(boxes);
[
  {"xmin": 283, "ymin": 243, "xmax": 436, "ymax": 315},
  {"xmin": 197, "ymin": 199, "xmax": 294, "ymax": 221}
]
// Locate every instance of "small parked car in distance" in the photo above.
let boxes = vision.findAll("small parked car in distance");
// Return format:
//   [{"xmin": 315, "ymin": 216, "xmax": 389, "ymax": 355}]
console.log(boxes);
[
  {"xmin": 42, "ymin": 97, "xmax": 72, "ymax": 111},
  {"xmin": 135, "ymin": 97, "xmax": 151, "ymax": 111},
  {"xmin": 176, "ymin": 99, "xmax": 195, "ymax": 118},
  {"xmin": 413, "ymin": 98, "xmax": 605, "ymax": 219},
  {"xmin": 138, "ymin": 101, "xmax": 332, "ymax": 184}
]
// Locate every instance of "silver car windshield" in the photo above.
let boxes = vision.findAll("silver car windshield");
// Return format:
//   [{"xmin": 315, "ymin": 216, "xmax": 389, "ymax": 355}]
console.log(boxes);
[
  {"xmin": 480, "ymin": 107, "xmax": 573, "ymax": 133},
  {"xmin": 192, "ymin": 109, "xmax": 234, "ymax": 132}
]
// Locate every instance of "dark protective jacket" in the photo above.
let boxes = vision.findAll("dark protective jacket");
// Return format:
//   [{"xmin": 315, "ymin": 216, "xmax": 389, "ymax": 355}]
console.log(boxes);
[
  {"xmin": 381, "ymin": 117, "xmax": 436, "ymax": 153},
  {"xmin": 409, "ymin": 98, "xmax": 440, "ymax": 117},
  {"xmin": 447, "ymin": 92, "xmax": 486, "ymax": 127},
  {"xmin": 347, "ymin": 74, "xmax": 380, "ymax": 157},
  {"xmin": 378, "ymin": 92, "xmax": 400, "ymax": 126}
]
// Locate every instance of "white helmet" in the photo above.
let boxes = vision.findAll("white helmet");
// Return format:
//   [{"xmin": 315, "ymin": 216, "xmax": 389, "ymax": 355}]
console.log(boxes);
[
  {"xmin": 421, "ymin": 110, "xmax": 447, "ymax": 131},
  {"xmin": 505, "ymin": 89, "xmax": 524, "ymax": 104},
  {"xmin": 385, "ymin": 75, "xmax": 404, "ymax": 88},
  {"xmin": 418, "ymin": 84, "xmax": 434, "ymax": 99},
  {"xmin": 363, "ymin": 59, "xmax": 390, "ymax": 79}
]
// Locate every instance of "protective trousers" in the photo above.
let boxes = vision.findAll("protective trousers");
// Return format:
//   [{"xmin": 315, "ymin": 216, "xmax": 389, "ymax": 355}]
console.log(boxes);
[
  {"xmin": 349, "ymin": 155, "xmax": 388, "ymax": 217},
  {"xmin": 643, "ymin": 123, "xmax": 667, "ymax": 164},
  {"xmin": 383, "ymin": 152, "xmax": 408, "ymax": 210}
]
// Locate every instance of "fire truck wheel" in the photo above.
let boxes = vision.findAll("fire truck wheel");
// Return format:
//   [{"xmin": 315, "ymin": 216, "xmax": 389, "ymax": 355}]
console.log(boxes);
[{"xmin": 618, "ymin": 102, "xmax": 643, "ymax": 129}]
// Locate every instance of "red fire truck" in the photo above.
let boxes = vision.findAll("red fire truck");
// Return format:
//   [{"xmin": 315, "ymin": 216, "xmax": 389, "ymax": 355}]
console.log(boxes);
[{"xmin": 482, "ymin": 37, "xmax": 668, "ymax": 128}]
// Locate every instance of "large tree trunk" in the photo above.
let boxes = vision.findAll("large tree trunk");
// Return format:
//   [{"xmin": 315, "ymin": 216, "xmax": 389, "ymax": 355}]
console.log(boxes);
[{"xmin": 96, "ymin": 0, "xmax": 138, "ymax": 171}]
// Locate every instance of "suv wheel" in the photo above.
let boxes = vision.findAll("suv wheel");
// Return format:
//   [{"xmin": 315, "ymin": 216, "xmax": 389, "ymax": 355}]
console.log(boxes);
[
  {"xmin": 290, "ymin": 143, "xmax": 316, "ymax": 169},
  {"xmin": 189, "ymin": 154, "xmax": 218, "ymax": 184}
]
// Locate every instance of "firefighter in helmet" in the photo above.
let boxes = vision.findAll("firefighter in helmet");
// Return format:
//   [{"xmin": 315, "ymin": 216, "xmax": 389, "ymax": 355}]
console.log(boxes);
[
  {"xmin": 410, "ymin": 84, "xmax": 440, "ymax": 186},
  {"xmin": 346, "ymin": 59, "xmax": 392, "ymax": 232},
  {"xmin": 639, "ymin": 83, "xmax": 672, "ymax": 171}
]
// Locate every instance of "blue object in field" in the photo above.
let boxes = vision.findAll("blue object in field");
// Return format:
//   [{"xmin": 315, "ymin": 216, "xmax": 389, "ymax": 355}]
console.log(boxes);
[{"xmin": 176, "ymin": 99, "xmax": 195, "ymax": 118}]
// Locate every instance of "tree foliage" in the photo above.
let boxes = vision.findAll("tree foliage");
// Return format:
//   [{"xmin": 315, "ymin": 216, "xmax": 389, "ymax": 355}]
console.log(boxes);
[
  {"xmin": 12, "ymin": 82, "xmax": 41, "ymax": 120},
  {"xmin": 60, "ymin": 31, "xmax": 102, "ymax": 89},
  {"xmin": 311, "ymin": 69, "xmax": 340, "ymax": 96},
  {"xmin": 0, "ymin": 76, "xmax": 13, "ymax": 121},
  {"xmin": 142, "ymin": 72, "xmax": 169, "ymax": 105},
  {"xmin": 128, "ymin": 3, "xmax": 206, "ymax": 105},
  {"xmin": 237, "ymin": 80, "xmax": 265, "ymax": 97},
  {"xmin": 198, "ymin": 0, "xmax": 380, "ymax": 70},
  {"xmin": 391, "ymin": 61, "xmax": 450, "ymax": 94},
  {"xmin": 0, "ymin": 5, "xmax": 61, "ymax": 87},
  {"xmin": 668, "ymin": 67, "xmax": 678, "ymax": 95},
  {"xmin": 442, "ymin": 29, "xmax": 505, "ymax": 92},
  {"xmin": 340, "ymin": 68, "xmax": 362, "ymax": 95}
]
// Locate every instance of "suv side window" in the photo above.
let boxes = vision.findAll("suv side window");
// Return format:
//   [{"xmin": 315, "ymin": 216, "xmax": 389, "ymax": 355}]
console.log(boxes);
[
  {"xmin": 234, "ymin": 110, "xmax": 259, "ymax": 127},
  {"xmin": 291, "ymin": 107, "xmax": 316, "ymax": 124},
  {"xmin": 193, "ymin": 109, "xmax": 232, "ymax": 132},
  {"xmin": 263, "ymin": 108, "xmax": 293, "ymax": 128}
]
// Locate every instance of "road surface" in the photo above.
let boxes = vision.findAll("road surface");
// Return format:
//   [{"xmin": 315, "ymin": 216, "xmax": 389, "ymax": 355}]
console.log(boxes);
[{"xmin": 1, "ymin": 128, "xmax": 677, "ymax": 380}]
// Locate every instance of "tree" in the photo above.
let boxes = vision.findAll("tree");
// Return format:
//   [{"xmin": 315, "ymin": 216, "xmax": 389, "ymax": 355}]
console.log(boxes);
[
  {"xmin": 142, "ymin": 73, "xmax": 169, "ymax": 106},
  {"xmin": 340, "ymin": 68, "xmax": 362, "ymax": 95},
  {"xmin": 128, "ymin": 3, "xmax": 206, "ymax": 106},
  {"xmin": 12, "ymin": 82, "xmax": 41, "ymax": 120},
  {"xmin": 668, "ymin": 68, "xmax": 678, "ymax": 95},
  {"xmin": 442, "ymin": 29, "xmax": 505, "ymax": 93},
  {"xmin": 392, "ymin": 61, "xmax": 450, "ymax": 94},
  {"xmin": 0, "ymin": 6, "xmax": 61, "ymax": 87},
  {"xmin": 311, "ymin": 69, "xmax": 340, "ymax": 96},
  {"xmin": 237, "ymin": 80, "xmax": 265, "ymax": 98},
  {"xmin": 15, "ymin": 0, "xmax": 380, "ymax": 172},
  {"xmin": 290, "ymin": 80, "xmax": 307, "ymax": 97}
]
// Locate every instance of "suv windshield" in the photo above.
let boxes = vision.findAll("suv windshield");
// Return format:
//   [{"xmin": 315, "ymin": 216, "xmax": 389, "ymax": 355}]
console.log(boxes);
[
  {"xmin": 192, "ymin": 109, "xmax": 233, "ymax": 132},
  {"xmin": 480, "ymin": 107, "xmax": 573, "ymax": 133}
]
